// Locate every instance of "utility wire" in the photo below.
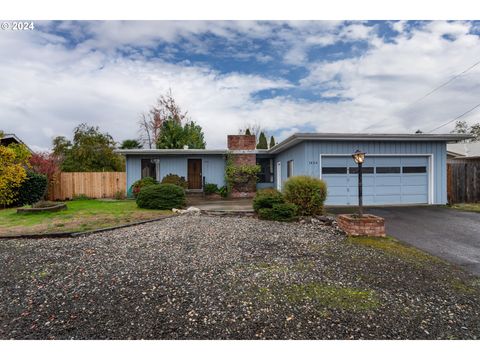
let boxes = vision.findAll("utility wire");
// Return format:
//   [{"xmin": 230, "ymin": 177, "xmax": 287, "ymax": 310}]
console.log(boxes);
[
  {"xmin": 363, "ymin": 59, "xmax": 480, "ymax": 132},
  {"xmin": 408, "ymin": 59, "xmax": 480, "ymax": 106},
  {"xmin": 427, "ymin": 101, "xmax": 480, "ymax": 133}
]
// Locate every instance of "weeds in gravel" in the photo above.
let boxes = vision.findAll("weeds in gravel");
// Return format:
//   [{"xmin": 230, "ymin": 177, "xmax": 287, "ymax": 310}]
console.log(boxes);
[
  {"xmin": 348, "ymin": 236, "xmax": 442, "ymax": 265},
  {"xmin": 254, "ymin": 283, "xmax": 380, "ymax": 311}
]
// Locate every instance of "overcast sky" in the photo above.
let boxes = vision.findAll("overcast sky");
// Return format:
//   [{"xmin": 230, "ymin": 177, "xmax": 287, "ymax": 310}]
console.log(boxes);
[{"xmin": 1, "ymin": 20, "xmax": 480, "ymax": 151}]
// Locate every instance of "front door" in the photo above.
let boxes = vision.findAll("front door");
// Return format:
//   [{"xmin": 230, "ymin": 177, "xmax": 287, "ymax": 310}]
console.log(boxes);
[{"xmin": 188, "ymin": 159, "xmax": 202, "ymax": 189}]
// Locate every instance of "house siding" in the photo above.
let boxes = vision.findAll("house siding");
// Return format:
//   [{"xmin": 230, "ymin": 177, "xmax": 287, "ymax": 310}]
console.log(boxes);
[
  {"xmin": 125, "ymin": 154, "xmax": 226, "ymax": 196},
  {"xmin": 301, "ymin": 140, "xmax": 447, "ymax": 204},
  {"xmin": 273, "ymin": 143, "xmax": 305, "ymax": 190}
]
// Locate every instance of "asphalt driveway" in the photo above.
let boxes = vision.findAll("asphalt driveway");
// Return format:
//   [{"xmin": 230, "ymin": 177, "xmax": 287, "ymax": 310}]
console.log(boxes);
[{"xmin": 366, "ymin": 206, "xmax": 480, "ymax": 276}]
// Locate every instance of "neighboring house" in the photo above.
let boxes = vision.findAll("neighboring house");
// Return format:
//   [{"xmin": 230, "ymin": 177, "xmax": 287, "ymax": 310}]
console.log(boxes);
[
  {"xmin": 116, "ymin": 133, "xmax": 469, "ymax": 206},
  {"xmin": 447, "ymin": 141, "xmax": 480, "ymax": 162},
  {"xmin": 0, "ymin": 133, "xmax": 32, "ymax": 152}
]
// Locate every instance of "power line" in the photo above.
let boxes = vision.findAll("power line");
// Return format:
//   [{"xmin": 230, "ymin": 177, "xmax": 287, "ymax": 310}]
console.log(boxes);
[
  {"xmin": 427, "ymin": 101, "xmax": 480, "ymax": 133},
  {"xmin": 363, "ymin": 59, "xmax": 480, "ymax": 132},
  {"xmin": 408, "ymin": 59, "xmax": 480, "ymax": 106}
]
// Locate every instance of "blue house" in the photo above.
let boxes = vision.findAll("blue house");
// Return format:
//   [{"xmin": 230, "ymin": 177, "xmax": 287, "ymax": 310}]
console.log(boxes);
[{"xmin": 116, "ymin": 133, "xmax": 468, "ymax": 206}]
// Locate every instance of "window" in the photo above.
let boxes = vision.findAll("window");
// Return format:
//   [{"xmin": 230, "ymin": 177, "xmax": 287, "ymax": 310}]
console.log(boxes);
[
  {"xmin": 376, "ymin": 167, "xmax": 401, "ymax": 174},
  {"xmin": 257, "ymin": 158, "xmax": 274, "ymax": 183},
  {"xmin": 141, "ymin": 159, "xmax": 157, "ymax": 179},
  {"xmin": 287, "ymin": 160, "xmax": 294, "ymax": 178},
  {"xmin": 349, "ymin": 167, "xmax": 374, "ymax": 174},
  {"xmin": 322, "ymin": 167, "xmax": 347, "ymax": 174},
  {"xmin": 402, "ymin": 166, "xmax": 427, "ymax": 173}
]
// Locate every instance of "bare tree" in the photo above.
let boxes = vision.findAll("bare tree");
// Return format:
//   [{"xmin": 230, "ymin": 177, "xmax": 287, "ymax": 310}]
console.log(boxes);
[{"xmin": 138, "ymin": 89, "xmax": 189, "ymax": 148}]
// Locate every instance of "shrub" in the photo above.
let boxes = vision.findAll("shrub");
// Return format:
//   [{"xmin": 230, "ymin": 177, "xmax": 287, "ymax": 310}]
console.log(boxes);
[
  {"xmin": 283, "ymin": 176, "xmax": 327, "ymax": 216},
  {"xmin": 131, "ymin": 176, "xmax": 158, "ymax": 198},
  {"xmin": 136, "ymin": 183, "xmax": 186, "ymax": 210},
  {"xmin": 258, "ymin": 203, "xmax": 298, "ymax": 222},
  {"xmin": 15, "ymin": 171, "xmax": 48, "ymax": 206},
  {"xmin": 204, "ymin": 183, "xmax": 219, "ymax": 195},
  {"xmin": 253, "ymin": 188, "xmax": 285, "ymax": 213},
  {"xmin": 161, "ymin": 173, "xmax": 188, "ymax": 189},
  {"xmin": 218, "ymin": 185, "xmax": 228, "ymax": 198}
]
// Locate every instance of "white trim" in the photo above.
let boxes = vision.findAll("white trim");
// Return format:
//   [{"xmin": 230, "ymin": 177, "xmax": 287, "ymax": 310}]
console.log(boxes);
[
  {"xmin": 319, "ymin": 153, "xmax": 434, "ymax": 205},
  {"xmin": 276, "ymin": 161, "xmax": 282, "ymax": 191}
]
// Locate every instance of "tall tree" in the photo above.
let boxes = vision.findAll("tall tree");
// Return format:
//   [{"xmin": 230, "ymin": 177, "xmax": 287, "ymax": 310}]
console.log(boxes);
[
  {"xmin": 269, "ymin": 136, "xmax": 276, "ymax": 148},
  {"xmin": 451, "ymin": 120, "xmax": 480, "ymax": 142},
  {"xmin": 156, "ymin": 118, "xmax": 206, "ymax": 149},
  {"xmin": 120, "ymin": 139, "xmax": 142, "ymax": 149},
  {"xmin": 54, "ymin": 124, "xmax": 124, "ymax": 172},
  {"xmin": 245, "ymin": 128, "xmax": 251, "ymax": 136},
  {"xmin": 256, "ymin": 132, "xmax": 268, "ymax": 149},
  {"xmin": 451, "ymin": 120, "xmax": 470, "ymax": 134},
  {"xmin": 138, "ymin": 89, "xmax": 188, "ymax": 148}
]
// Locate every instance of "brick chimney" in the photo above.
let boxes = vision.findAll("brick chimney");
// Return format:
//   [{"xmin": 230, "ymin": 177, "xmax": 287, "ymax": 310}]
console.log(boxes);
[
  {"xmin": 227, "ymin": 135, "xmax": 256, "ymax": 150},
  {"xmin": 226, "ymin": 134, "xmax": 257, "ymax": 198}
]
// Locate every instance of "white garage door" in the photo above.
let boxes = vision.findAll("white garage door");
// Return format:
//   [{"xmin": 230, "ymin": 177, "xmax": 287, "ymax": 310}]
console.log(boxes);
[{"xmin": 321, "ymin": 156, "xmax": 430, "ymax": 206}]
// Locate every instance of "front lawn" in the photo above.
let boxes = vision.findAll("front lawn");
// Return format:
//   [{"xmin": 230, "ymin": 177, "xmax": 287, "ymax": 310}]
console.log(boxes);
[
  {"xmin": 449, "ymin": 203, "xmax": 480, "ymax": 213},
  {"xmin": 0, "ymin": 199, "xmax": 171, "ymax": 236}
]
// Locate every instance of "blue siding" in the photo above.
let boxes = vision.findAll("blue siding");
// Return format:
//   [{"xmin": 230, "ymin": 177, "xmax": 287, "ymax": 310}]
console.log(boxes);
[
  {"xmin": 125, "ymin": 154, "xmax": 225, "ymax": 196},
  {"xmin": 273, "ymin": 143, "xmax": 305, "ymax": 190},
  {"xmin": 300, "ymin": 140, "xmax": 447, "ymax": 204}
]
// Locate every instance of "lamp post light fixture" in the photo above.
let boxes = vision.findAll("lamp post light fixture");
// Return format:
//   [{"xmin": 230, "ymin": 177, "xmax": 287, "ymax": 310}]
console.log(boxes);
[{"xmin": 352, "ymin": 150, "xmax": 366, "ymax": 217}]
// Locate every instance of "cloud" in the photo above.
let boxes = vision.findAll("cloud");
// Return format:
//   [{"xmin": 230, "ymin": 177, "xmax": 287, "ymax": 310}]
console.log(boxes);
[{"xmin": 2, "ymin": 20, "xmax": 480, "ymax": 154}]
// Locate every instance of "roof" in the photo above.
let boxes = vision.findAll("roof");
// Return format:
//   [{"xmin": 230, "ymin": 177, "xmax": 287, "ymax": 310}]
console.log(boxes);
[
  {"xmin": 447, "ymin": 142, "xmax": 480, "ymax": 158},
  {"xmin": 115, "ymin": 133, "xmax": 472, "ymax": 156},
  {"xmin": 114, "ymin": 148, "xmax": 267, "ymax": 155},
  {"xmin": 0, "ymin": 133, "xmax": 32, "ymax": 152},
  {"xmin": 268, "ymin": 133, "xmax": 472, "ymax": 154}
]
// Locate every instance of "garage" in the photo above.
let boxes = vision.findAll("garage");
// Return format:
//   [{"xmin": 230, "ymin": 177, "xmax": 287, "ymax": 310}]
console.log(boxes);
[{"xmin": 321, "ymin": 155, "xmax": 430, "ymax": 205}]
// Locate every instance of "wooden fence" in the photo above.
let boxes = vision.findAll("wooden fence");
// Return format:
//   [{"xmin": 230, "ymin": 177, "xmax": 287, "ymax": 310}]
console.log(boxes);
[
  {"xmin": 447, "ymin": 161, "xmax": 480, "ymax": 204},
  {"xmin": 48, "ymin": 172, "xmax": 126, "ymax": 201}
]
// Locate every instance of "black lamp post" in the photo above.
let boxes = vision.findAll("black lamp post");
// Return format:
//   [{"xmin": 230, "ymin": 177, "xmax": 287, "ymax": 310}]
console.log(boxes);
[{"xmin": 352, "ymin": 150, "xmax": 366, "ymax": 217}]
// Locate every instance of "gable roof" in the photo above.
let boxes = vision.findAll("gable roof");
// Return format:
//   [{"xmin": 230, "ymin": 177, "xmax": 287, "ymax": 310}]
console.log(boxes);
[{"xmin": 0, "ymin": 133, "xmax": 32, "ymax": 152}]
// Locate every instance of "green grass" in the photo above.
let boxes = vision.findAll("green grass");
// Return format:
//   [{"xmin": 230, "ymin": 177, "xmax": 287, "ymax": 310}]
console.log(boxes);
[
  {"xmin": 449, "ymin": 203, "xmax": 480, "ymax": 213},
  {"xmin": 256, "ymin": 283, "xmax": 380, "ymax": 311},
  {"xmin": 0, "ymin": 199, "xmax": 171, "ymax": 236},
  {"xmin": 348, "ymin": 235, "xmax": 442, "ymax": 265}
]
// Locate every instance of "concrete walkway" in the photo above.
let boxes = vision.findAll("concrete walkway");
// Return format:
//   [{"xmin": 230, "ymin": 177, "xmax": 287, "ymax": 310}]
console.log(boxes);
[{"xmin": 186, "ymin": 198, "xmax": 254, "ymax": 211}]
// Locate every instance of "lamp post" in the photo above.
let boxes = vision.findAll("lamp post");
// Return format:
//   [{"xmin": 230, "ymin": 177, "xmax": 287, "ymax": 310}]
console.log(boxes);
[{"xmin": 352, "ymin": 150, "xmax": 366, "ymax": 217}]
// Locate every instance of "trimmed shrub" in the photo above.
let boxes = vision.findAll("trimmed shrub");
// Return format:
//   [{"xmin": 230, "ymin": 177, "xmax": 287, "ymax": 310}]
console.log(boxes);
[
  {"xmin": 204, "ymin": 183, "xmax": 219, "ymax": 195},
  {"xmin": 15, "ymin": 171, "xmax": 48, "ymax": 206},
  {"xmin": 161, "ymin": 173, "xmax": 188, "ymax": 189},
  {"xmin": 258, "ymin": 203, "xmax": 298, "ymax": 222},
  {"xmin": 131, "ymin": 176, "xmax": 157, "ymax": 198},
  {"xmin": 136, "ymin": 183, "xmax": 186, "ymax": 210},
  {"xmin": 253, "ymin": 188, "xmax": 285, "ymax": 213},
  {"xmin": 218, "ymin": 185, "xmax": 228, "ymax": 198},
  {"xmin": 283, "ymin": 176, "xmax": 327, "ymax": 216}
]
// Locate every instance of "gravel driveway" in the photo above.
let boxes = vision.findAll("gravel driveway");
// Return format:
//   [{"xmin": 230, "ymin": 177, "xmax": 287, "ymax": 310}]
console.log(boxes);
[{"xmin": 1, "ymin": 215, "xmax": 480, "ymax": 339}]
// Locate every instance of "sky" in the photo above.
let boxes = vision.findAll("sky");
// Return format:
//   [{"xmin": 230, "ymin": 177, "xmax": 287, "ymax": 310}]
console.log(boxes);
[{"xmin": 1, "ymin": 20, "xmax": 480, "ymax": 151}]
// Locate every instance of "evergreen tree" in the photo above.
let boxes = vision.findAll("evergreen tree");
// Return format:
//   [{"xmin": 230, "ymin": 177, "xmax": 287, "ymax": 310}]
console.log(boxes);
[
  {"xmin": 269, "ymin": 136, "xmax": 276, "ymax": 148},
  {"xmin": 245, "ymin": 128, "xmax": 251, "ymax": 136},
  {"xmin": 256, "ymin": 132, "xmax": 268, "ymax": 149}
]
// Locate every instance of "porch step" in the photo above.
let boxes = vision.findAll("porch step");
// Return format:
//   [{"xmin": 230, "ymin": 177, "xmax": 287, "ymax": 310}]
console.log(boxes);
[{"xmin": 201, "ymin": 210, "xmax": 255, "ymax": 217}]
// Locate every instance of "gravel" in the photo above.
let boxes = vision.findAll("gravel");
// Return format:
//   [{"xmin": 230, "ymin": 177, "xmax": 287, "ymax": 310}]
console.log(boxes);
[{"xmin": 1, "ymin": 214, "xmax": 480, "ymax": 339}]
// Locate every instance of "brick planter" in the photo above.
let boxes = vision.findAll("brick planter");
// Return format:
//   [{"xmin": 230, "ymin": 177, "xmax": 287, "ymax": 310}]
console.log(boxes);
[{"xmin": 337, "ymin": 214, "xmax": 386, "ymax": 237}]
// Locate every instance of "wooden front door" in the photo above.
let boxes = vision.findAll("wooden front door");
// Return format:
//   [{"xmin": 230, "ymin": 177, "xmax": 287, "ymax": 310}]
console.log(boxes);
[{"xmin": 187, "ymin": 159, "xmax": 202, "ymax": 189}]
